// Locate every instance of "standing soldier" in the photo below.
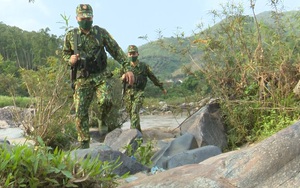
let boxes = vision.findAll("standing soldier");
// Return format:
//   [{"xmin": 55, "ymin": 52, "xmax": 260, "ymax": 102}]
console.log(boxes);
[
  {"xmin": 62, "ymin": 4, "xmax": 134, "ymax": 149},
  {"xmin": 122, "ymin": 45, "xmax": 167, "ymax": 133}
]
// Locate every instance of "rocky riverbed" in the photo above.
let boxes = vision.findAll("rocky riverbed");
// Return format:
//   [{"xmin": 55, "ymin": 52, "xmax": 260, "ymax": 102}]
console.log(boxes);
[{"xmin": 0, "ymin": 114, "xmax": 188, "ymax": 145}]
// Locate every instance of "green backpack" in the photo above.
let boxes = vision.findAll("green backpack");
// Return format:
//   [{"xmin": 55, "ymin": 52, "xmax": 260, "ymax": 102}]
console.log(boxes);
[{"xmin": 73, "ymin": 26, "xmax": 108, "ymax": 74}]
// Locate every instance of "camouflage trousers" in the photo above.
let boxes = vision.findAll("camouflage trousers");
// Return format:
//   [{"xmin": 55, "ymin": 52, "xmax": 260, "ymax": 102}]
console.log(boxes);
[
  {"xmin": 124, "ymin": 89, "xmax": 144, "ymax": 132},
  {"xmin": 73, "ymin": 73, "xmax": 112, "ymax": 142}
]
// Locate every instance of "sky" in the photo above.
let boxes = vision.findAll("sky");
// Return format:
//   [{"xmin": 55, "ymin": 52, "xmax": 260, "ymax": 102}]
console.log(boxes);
[{"xmin": 1, "ymin": 0, "xmax": 300, "ymax": 50}]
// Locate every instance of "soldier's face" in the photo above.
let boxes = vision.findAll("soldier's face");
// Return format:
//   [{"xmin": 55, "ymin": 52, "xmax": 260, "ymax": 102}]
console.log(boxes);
[
  {"xmin": 128, "ymin": 52, "xmax": 139, "ymax": 63},
  {"xmin": 128, "ymin": 52, "xmax": 138, "ymax": 57},
  {"xmin": 76, "ymin": 16, "xmax": 93, "ymax": 21}
]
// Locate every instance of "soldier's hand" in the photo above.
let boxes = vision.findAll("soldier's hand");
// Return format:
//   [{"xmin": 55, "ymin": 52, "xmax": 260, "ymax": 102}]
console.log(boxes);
[
  {"xmin": 122, "ymin": 72, "xmax": 135, "ymax": 86},
  {"xmin": 70, "ymin": 54, "xmax": 80, "ymax": 66}
]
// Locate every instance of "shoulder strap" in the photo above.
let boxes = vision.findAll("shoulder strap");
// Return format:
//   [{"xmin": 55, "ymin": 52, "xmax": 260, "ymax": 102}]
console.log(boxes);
[{"xmin": 74, "ymin": 28, "xmax": 79, "ymax": 54}]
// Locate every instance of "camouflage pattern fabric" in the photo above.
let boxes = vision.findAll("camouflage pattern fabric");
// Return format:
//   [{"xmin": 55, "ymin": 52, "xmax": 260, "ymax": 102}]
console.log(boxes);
[
  {"xmin": 74, "ymin": 73, "xmax": 112, "ymax": 142},
  {"xmin": 62, "ymin": 25, "xmax": 127, "ymax": 143},
  {"xmin": 124, "ymin": 90, "xmax": 144, "ymax": 132},
  {"xmin": 76, "ymin": 4, "xmax": 93, "ymax": 18},
  {"xmin": 124, "ymin": 61, "xmax": 164, "ymax": 132},
  {"xmin": 62, "ymin": 26, "xmax": 127, "ymax": 65},
  {"xmin": 127, "ymin": 45, "xmax": 138, "ymax": 53},
  {"xmin": 124, "ymin": 61, "xmax": 164, "ymax": 91}
]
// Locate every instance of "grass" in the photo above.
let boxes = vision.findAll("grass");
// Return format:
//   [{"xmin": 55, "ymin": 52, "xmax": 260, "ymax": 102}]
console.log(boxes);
[{"xmin": 0, "ymin": 95, "xmax": 32, "ymax": 108}]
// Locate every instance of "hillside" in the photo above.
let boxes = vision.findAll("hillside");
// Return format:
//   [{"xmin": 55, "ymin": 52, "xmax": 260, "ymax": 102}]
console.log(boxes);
[
  {"xmin": 137, "ymin": 37, "xmax": 199, "ymax": 80},
  {"xmin": 137, "ymin": 10, "xmax": 300, "ymax": 80}
]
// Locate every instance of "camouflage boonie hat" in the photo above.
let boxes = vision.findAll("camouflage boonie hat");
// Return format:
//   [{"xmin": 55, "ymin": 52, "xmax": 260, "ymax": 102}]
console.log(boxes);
[
  {"xmin": 128, "ymin": 45, "xmax": 138, "ymax": 53},
  {"xmin": 76, "ymin": 4, "xmax": 93, "ymax": 18}
]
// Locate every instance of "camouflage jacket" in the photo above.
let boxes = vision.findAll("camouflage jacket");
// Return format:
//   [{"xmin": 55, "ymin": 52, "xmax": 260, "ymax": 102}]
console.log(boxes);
[
  {"xmin": 125, "ymin": 61, "xmax": 164, "ymax": 91},
  {"xmin": 62, "ymin": 25, "xmax": 127, "ymax": 73}
]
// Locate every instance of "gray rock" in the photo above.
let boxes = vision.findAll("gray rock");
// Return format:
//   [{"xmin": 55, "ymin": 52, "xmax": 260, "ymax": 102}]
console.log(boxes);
[
  {"xmin": 0, "ymin": 106, "xmax": 35, "ymax": 128},
  {"xmin": 103, "ymin": 128, "xmax": 122, "ymax": 146},
  {"xmin": 104, "ymin": 128, "xmax": 143, "ymax": 154},
  {"xmin": 165, "ymin": 145, "xmax": 222, "ymax": 169},
  {"xmin": 0, "ymin": 120, "xmax": 9, "ymax": 128},
  {"xmin": 70, "ymin": 144, "xmax": 149, "ymax": 176},
  {"xmin": 180, "ymin": 102, "xmax": 227, "ymax": 149},
  {"xmin": 151, "ymin": 132, "xmax": 198, "ymax": 169}
]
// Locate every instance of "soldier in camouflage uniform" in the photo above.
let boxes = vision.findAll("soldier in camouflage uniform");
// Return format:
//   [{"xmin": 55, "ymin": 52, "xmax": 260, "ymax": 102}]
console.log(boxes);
[
  {"xmin": 62, "ymin": 4, "xmax": 134, "ymax": 149},
  {"xmin": 122, "ymin": 45, "xmax": 167, "ymax": 133}
]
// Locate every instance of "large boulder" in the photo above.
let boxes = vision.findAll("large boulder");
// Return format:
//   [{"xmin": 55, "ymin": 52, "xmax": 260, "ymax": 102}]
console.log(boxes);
[
  {"xmin": 104, "ymin": 128, "xmax": 143, "ymax": 155},
  {"xmin": 180, "ymin": 100, "xmax": 227, "ymax": 149},
  {"xmin": 70, "ymin": 144, "xmax": 149, "ymax": 176},
  {"xmin": 117, "ymin": 121, "xmax": 300, "ymax": 187}
]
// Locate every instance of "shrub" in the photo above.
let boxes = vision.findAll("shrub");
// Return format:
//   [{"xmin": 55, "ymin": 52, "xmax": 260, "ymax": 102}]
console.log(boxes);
[
  {"xmin": 0, "ymin": 138, "xmax": 122, "ymax": 188},
  {"xmin": 124, "ymin": 138, "xmax": 154, "ymax": 167},
  {"xmin": 20, "ymin": 56, "xmax": 76, "ymax": 149},
  {"xmin": 188, "ymin": 1, "xmax": 300, "ymax": 150}
]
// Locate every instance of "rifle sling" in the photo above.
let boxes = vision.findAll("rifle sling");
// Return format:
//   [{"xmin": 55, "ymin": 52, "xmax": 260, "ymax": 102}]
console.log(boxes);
[{"xmin": 74, "ymin": 28, "xmax": 78, "ymax": 55}]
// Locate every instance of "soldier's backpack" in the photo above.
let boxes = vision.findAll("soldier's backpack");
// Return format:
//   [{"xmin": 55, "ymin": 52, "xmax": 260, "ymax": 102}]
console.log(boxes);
[{"xmin": 73, "ymin": 26, "xmax": 108, "ymax": 74}]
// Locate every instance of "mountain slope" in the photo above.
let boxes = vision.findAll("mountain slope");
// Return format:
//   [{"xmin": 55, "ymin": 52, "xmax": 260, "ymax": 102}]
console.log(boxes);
[{"xmin": 137, "ymin": 10, "xmax": 300, "ymax": 80}]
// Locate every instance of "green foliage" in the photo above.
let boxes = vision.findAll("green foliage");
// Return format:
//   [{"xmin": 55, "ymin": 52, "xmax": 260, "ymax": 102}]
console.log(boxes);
[
  {"xmin": 134, "ymin": 139, "xmax": 154, "ymax": 166},
  {"xmin": 0, "ymin": 95, "xmax": 31, "ymax": 108},
  {"xmin": 0, "ymin": 55, "xmax": 28, "ymax": 96},
  {"xmin": 256, "ymin": 110, "xmax": 297, "ymax": 141},
  {"xmin": 0, "ymin": 23, "xmax": 62, "ymax": 97},
  {"xmin": 222, "ymin": 95, "xmax": 300, "ymax": 150},
  {"xmin": 0, "ymin": 23, "xmax": 61, "ymax": 69},
  {"xmin": 0, "ymin": 58, "xmax": 19, "ymax": 76},
  {"xmin": 181, "ymin": 75, "xmax": 199, "ymax": 91},
  {"xmin": 0, "ymin": 139, "xmax": 121, "ymax": 187},
  {"xmin": 124, "ymin": 138, "xmax": 154, "ymax": 166},
  {"xmin": 0, "ymin": 74, "xmax": 20, "ymax": 96},
  {"xmin": 138, "ymin": 37, "xmax": 192, "ymax": 80},
  {"xmin": 187, "ymin": 1, "xmax": 300, "ymax": 150},
  {"xmin": 222, "ymin": 101, "xmax": 260, "ymax": 149}
]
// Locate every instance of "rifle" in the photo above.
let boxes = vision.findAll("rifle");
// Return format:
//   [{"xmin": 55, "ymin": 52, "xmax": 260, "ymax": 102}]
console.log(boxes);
[
  {"xmin": 70, "ymin": 28, "xmax": 79, "ymax": 91},
  {"xmin": 70, "ymin": 65, "xmax": 77, "ymax": 90}
]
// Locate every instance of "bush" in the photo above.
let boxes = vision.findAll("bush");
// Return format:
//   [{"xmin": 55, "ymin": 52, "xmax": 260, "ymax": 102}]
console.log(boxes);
[
  {"xmin": 0, "ymin": 138, "xmax": 122, "ymax": 187},
  {"xmin": 124, "ymin": 138, "xmax": 154, "ymax": 167},
  {"xmin": 20, "ymin": 57, "xmax": 76, "ymax": 149},
  {"xmin": 222, "ymin": 96, "xmax": 300, "ymax": 150}
]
